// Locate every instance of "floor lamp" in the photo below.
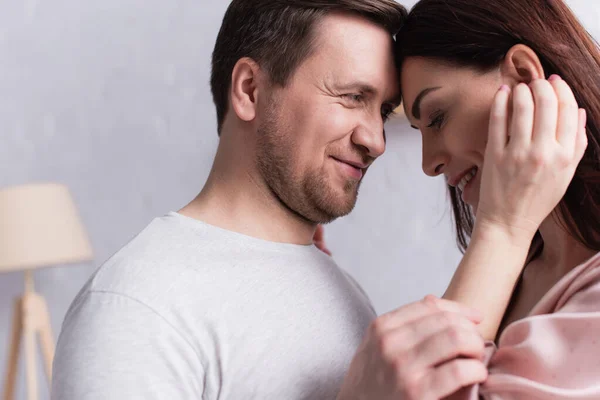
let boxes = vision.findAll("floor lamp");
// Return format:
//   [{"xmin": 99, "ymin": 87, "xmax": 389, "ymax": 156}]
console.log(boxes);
[{"xmin": 0, "ymin": 183, "xmax": 93, "ymax": 400}]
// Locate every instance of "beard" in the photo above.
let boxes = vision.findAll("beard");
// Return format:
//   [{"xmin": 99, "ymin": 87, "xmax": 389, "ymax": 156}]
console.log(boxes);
[{"xmin": 256, "ymin": 98, "xmax": 361, "ymax": 224}]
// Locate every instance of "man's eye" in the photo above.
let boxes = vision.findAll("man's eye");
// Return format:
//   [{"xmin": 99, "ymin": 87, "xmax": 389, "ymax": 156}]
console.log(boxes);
[
  {"xmin": 381, "ymin": 105, "xmax": 396, "ymax": 122},
  {"xmin": 343, "ymin": 94, "xmax": 363, "ymax": 103}
]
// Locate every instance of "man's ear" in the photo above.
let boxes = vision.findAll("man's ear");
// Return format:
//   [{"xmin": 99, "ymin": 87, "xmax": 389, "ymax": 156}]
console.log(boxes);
[
  {"xmin": 230, "ymin": 57, "xmax": 262, "ymax": 123},
  {"xmin": 500, "ymin": 44, "xmax": 546, "ymax": 85}
]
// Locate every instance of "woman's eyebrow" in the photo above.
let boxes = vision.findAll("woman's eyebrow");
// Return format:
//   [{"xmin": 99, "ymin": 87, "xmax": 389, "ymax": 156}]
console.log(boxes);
[{"xmin": 411, "ymin": 87, "xmax": 442, "ymax": 120}]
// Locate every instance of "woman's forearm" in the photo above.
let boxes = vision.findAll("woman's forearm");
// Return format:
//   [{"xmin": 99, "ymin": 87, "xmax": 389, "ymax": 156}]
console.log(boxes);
[{"xmin": 443, "ymin": 222, "xmax": 534, "ymax": 340}]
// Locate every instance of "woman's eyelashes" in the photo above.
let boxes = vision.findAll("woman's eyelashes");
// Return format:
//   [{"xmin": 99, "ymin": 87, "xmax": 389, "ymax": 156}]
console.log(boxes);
[{"xmin": 427, "ymin": 109, "xmax": 446, "ymax": 130}]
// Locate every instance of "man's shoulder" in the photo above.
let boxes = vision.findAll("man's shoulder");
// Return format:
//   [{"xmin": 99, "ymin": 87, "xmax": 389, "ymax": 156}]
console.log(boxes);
[
  {"xmin": 71, "ymin": 212, "xmax": 320, "ymax": 312},
  {"xmin": 67, "ymin": 214, "xmax": 213, "ymax": 315},
  {"xmin": 89, "ymin": 215, "xmax": 201, "ymax": 286}
]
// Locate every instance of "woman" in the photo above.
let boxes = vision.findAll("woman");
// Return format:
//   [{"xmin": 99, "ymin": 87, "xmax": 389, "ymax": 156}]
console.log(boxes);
[{"xmin": 396, "ymin": 0, "xmax": 600, "ymax": 397}]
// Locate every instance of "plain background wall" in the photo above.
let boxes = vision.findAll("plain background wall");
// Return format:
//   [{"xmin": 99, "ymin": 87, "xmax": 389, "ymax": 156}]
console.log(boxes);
[{"xmin": 1, "ymin": 1, "xmax": 598, "ymax": 398}]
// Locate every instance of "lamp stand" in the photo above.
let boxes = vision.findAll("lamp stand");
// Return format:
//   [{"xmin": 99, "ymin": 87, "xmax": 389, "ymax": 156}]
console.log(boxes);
[{"xmin": 3, "ymin": 270, "xmax": 55, "ymax": 400}]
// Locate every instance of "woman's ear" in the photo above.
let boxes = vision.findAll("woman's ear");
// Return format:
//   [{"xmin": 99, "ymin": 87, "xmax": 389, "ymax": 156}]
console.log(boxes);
[
  {"xmin": 230, "ymin": 57, "xmax": 262, "ymax": 123},
  {"xmin": 500, "ymin": 44, "xmax": 545, "ymax": 85}
]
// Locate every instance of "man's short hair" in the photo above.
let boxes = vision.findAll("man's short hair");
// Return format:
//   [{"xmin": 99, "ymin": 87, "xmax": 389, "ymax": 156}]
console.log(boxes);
[{"xmin": 210, "ymin": 0, "xmax": 407, "ymax": 135}]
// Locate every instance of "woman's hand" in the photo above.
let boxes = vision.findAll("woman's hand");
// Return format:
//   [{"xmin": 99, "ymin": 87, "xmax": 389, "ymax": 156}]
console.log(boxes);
[
  {"xmin": 444, "ymin": 76, "xmax": 587, "ymax": 340},
  {"xmin": 476, "ymin": 76, "xmax": 587, "ymax": 244}
]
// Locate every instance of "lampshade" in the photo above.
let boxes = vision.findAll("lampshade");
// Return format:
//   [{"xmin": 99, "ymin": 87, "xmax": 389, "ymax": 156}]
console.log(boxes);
[{"xmin": 0, "ymin": 183, "xmax": 93, "ymax": 273}]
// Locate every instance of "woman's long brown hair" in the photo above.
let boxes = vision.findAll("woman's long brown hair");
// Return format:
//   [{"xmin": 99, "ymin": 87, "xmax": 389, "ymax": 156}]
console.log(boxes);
[{"xmin": 396, "ymin": 0, "xmax": 600, "ymax": 253}]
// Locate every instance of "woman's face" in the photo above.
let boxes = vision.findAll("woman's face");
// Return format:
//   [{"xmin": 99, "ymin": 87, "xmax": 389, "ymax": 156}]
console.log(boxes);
[{"xmin": 401, "ymin": 57, "xmax": 503, "ymax": 210}]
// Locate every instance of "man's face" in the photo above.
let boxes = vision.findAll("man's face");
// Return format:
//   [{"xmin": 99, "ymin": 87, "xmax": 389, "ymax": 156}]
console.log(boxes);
[{"xmin": 256, "ymin": 13, "xmax": 399, "ymax": 224}]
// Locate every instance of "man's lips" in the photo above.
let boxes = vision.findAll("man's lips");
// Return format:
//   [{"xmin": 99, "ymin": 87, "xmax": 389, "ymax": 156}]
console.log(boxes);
[
  {"xmin": 331, "ymin": 157, "xmax": 367, "ymax": 179},
  {"xmin": 331, "ymin": 157, "xmax": 369, "ymax": 170}
]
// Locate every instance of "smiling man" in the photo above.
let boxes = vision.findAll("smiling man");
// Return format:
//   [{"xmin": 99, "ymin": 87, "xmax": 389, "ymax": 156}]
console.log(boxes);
[{"xmin": 51, "ymin": 1, "xmax": 490, "ymax": 399}]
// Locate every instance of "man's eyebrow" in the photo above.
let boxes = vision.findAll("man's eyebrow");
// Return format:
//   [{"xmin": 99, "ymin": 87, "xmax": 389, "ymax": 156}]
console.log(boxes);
[
  {"xmin": 335, "ymin": 81, "xmax": 377, "ymax": 94},
  {"xmin": 411, "ymin": 87, "xmax": 442, "ymax": 120}
]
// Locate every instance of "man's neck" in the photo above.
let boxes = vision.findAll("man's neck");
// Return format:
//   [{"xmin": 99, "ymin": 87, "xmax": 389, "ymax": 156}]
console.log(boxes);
[{"xmin": 179, "ymin": 137, "xmax": 316, "ymax": 245}]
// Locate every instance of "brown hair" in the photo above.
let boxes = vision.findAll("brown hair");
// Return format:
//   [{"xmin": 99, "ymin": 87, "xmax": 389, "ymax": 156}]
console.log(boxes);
[
  {"xmin": 395, "ymin": 0, "xmax": 600, "ymax": 253},
  {"xmin": 211, "ymin": 0, "xmax": 407, "ymax": 135}
]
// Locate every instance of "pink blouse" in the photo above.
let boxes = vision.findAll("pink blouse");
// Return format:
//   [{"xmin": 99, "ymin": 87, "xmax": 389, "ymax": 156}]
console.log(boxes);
[{"xmin": 458, "ymin": 251, "xmax": 600, "ymax": 399}]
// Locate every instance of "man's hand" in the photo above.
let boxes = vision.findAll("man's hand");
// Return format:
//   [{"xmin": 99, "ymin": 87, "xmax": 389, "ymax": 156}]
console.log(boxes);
[
  {"xmin": 313, "ymin": 225, "xmax": 332, "ymax": 256},
  {"xmin": 337, "ymin": 296, "xmax": 487, "ymax": 400}
]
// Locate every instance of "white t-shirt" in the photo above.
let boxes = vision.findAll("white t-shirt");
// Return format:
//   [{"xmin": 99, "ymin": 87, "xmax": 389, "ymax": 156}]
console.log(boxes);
[{"xmin": 52, "ymin": 212, "xmax": 376, "ymax": 400}]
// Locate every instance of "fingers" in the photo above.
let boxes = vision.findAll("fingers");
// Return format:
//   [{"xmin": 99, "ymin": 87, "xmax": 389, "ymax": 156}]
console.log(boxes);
[
  {"xmin": 487, "ymin": 85, "xmax": 511, "ymax": 154},
  {"xmin": 312, "ymin": 225, "xmax": 332, "ymax": 255},
  {"xmin": 377, "ymin": 296, "xmax": 482, "ymax": 333},
  {"xmin": 513, "ymin": 76, "xmax": 582, "ymax": 158},
  {"xmin": 408, "ymin": 321, "xmax": 486, "ymax": 372},
  {"xmin": 373, "ymin": 306, "xmax": 486, "ymax": 399},
  {"xmin": 550, "ymin": 76, "xmax": 579, "ymax": 152},
  {"xmin": 530, "ymin": 79, "xmax": 559, "ymax": 148},
  {"xmin": 507, "ymin": 83, "xmax": 535, "ymax": 150},
  {"xmin": 576, "ymin": 108, "xmax": 588, "ymax": 161},
  {"xmin": 313, "ymin": 225, "xmax": 325, "ymax": 242},
  {"xmin": 379, "ymin": 310, "xmax": 480, "ymax": 359},
  {"xmin": 354, "ymin": 297, "xmax": 487, "ymax": 400},
  {"xmin": 491, "ymin": 76, "xmax": 583, "ymax": 156},
  {"xmin": 427, "ymin": 359, "xmax": 488, "ymax": 399},
  {"xmin": 315, "ymin": 242, "xmax": 332, "ymax": 256}
]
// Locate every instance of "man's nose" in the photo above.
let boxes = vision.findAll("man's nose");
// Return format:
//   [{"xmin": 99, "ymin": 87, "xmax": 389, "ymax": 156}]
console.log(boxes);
[{"xmin": 351, "ymin": 117, "xmax": 386, "ymax": 158}]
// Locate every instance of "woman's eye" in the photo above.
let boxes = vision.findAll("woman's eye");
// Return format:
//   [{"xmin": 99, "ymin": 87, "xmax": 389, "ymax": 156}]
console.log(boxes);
[{"xmin": 427, "ymin": 112, "xmax": 446, "ymax": 130}]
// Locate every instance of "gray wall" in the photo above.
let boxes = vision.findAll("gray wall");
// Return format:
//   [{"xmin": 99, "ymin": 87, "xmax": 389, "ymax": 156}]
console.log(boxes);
[{"xmin": 1, "ymin": 1, "xmax": 598, "ymax": 398}]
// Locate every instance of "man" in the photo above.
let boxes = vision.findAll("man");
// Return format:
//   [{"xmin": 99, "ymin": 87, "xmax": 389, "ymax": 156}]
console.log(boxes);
[{"xmin": 52, "ymin": 1, "xmax": 486, "ymax": 399}]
